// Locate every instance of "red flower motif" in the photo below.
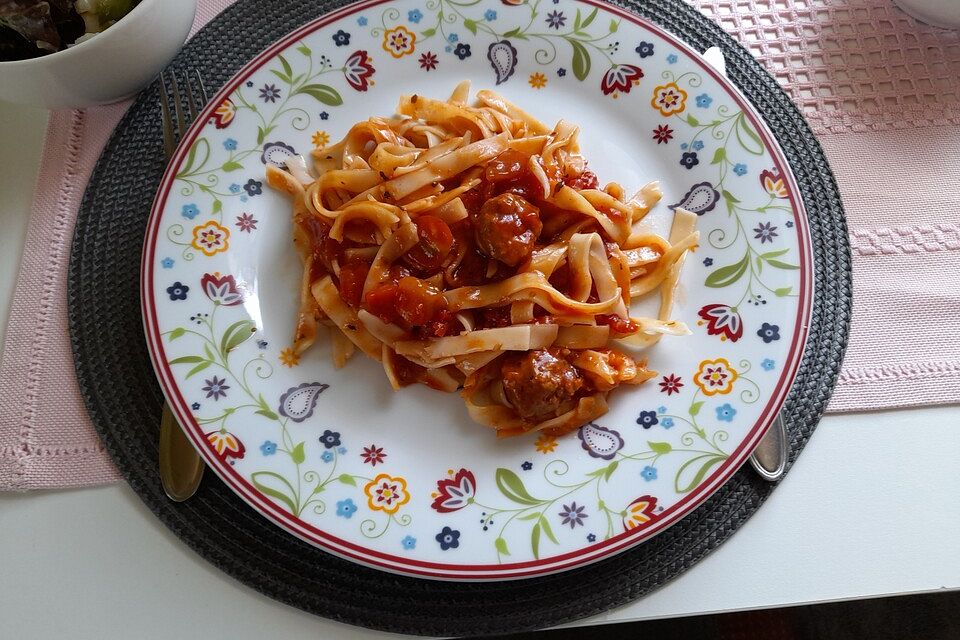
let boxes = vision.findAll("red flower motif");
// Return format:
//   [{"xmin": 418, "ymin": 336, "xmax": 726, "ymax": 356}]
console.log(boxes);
[
  {"xmin": 760, "ymin": 169, "xmax": 789, "ymax": 199},
  {"xmin": 235, "ymin": 212, "xmax": 258, "ymax": 233},
  {"xmin": 200, "ymin": 272, "xmax": 244, "ymax": 306},
  {"xmin": 622, "ymin": 495, "xmax": 658, "ymax": 531},
  {"xmin": 652, "ymin": 124, "xmax": 673, "ymax": 144},
  {"xmin": 697, "ymin": 304, "xmax": 743, "ymax": 342},
  {"xmin": 205, "ymin": 430, "xmax": 245, "ymax": 461},
  {"xmin": 361, "ymin": 444, "xmax": 387, "ymax": 466},
  {"xmin": 419, "ymin": 51, "xmax": 438, "ymax": 71},
  {"xmin": 343, "ymin": 50, "xmax": 375, "ymax": 91},
  {"xmin": 430, "ymin": 468, "xmax": 476, "ymax": 513},
  {"xmin": 210, "ymin": 99, "xmax": 236, "ymax": 129},
  {"xmin": 500, "ymin": 0, "xmax": 524, "ymax": 5},
  {"xmin": 659, "ymin": 374, "xmax": 683, "ymax": 395},
  {"xmin": 600, "ymin": 64, "xmax": 643, "ymax": 96}
]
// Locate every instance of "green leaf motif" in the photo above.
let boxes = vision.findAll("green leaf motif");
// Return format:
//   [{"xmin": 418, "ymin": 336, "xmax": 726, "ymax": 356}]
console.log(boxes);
[
  {"xmin": 296, "ymin": 84, "xmax": 343, "ymax": 106},
  {"xmin": 495, "ymin": 537, "xmax": 510, "ymax": 556},
  {"xmin": 296, "ymin": 44, "xmax": 311, "ymax": 56},
  {"xmin": 531, "ymin": 523, "xmax": 541, "ymax": 559},
  {"xmin": 185, "ymin": 361, "xmax": 212, "ymax": 379},
  {"xmin": 686, "ymin": 114, "xmax": 700, "ymax": 126},
  {"xmin": 291, "ymin": 442, "xmax": 306, "ymax": 464},
  {"xmin": 251, "ymin": 471, "xmax": 298, "ymax": 514},
  {"xmin": 721, "ymin": 189, "xmax": 740, "ymax": 204},
  {"xmin": 495, "ymin": 468, "xmax": 541, "ymax": 505},
  {"xmin": 675, "ymin": 454, "xmax": 726, "ymax": 493},
  {"xmin": 581, "ymin": 7, "xmax": 598, "ymax": 28},
  {"xmin": 270, "ymin": 69, "xmax": 292, "ymax": 84},
  {"xmin": 734, "ymin": 113, "xmax": 764, "ymax": 155},
  {"xmin": 569, "ymin": 39, "xmax": 591, "ymax": 81},
  {"xmin": 338, "ymin": 473, "xmax": 357, "ymax": 486},
  {"xmin": 705, "ymin": 254, "xmax": 749, "ymax": 288},
  {"xmin": 463, "ymin": 18, "xmax": 478, "ymax": 35},
  {"xmin": 774, "ymin": 286, "xmax": 793, "ymax": 297},
  {"xmin": 168, "ymin": 327, "xmax": 186, "ymax": 341},
  {"xmin": 759, "ymin": 249, "xmax": 790, "ymax": 260},
  {"xmin": 169, "ymin": 355, "xmax": 204, "ymax": 365},
  {"xmin": 602, "ymin": 460, "xmax": 619, "ymax": 481},
  {"xmin": 421, "ymin": 27, "xmax": 436, "ymax": 37},
  {"xmin": 518, "ymin": 512, "xmax": 541, "ymax": 521},
  {"xmin": 220, "ymin": 320, "xmax": 257, "ymax": 355},
  {"xmin": 609, "ymin": 18, "xmax": 618, "ymax": 32},
  {"xmin": 711, "ymin": 147, "xmax": 726, "ymax": 164},
  {"xmin": 539, "ymin": 515, "xmax": 559, "ymax": 544},
  {"xmin": 279, "ymin": 54, "xmax": 293, "ymax": 79},
  {"xmin": 212, "ymin": 199, "xmax": 222, "ymax": 215},
  {"xmin": 689, "ymin": 400, "xmax": 704, "ymax": 416},
  {"xmin": 755, "ymin": 255, "xmax": 763, "ymax": 273},
  {"xmin": 255, "ymin": 408, "xmax": 279, "ymax": 420},
  {"xmin": 221, "ymin": 160, "xmax": 243, "ymax": 172},
  {"xmin": 203, "ymin": 343, "xmax": 215, "ymax": 361},
  {"xmin": 649, "ymin": 441, "xmax": 672, "ymax": 454},
  {"xmin": 766, "ymin": 259, "xmax": 800, "ymax": 270},
  {"xmin": 177, "ymin": 138, "xmax": 209, "ymax": 177}
]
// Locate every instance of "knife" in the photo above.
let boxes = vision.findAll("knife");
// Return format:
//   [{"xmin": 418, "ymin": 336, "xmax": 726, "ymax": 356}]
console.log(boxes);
[{"xmin": 701, "ymin": 46, "xmax": 788, "ymax": 482}]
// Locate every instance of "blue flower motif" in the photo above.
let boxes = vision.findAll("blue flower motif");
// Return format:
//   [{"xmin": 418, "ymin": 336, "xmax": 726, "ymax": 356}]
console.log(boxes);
[
  {"xmin": 484, "ymin": 9, "xmax": 497, "ymax": 21},
  {"xmin": 436, "ymin": 526, "xmax": 461, "ymax": 550},
  {"xmin": 337, "ymin": 446, "xmax": 347, "ymax": 455},
  {"xmin": 661, "ymin": 417, "xmax": 675, "ymax": 429},
  {"xmin": 680, "ymin": 142, "xmax": 688, "ymax": 150},
  {"xmin": 453, "ymin": 43, "xmax": 471, "ymax": 60},
  {"xmin": 160, "ymin": 257, "xmax": 174, "ymax": 269},
  {"xmin": 692, "ymin": 140, "xmax": 704, "ymax": 151},
  {"xmin": 321, "ymin": 450, "xmax": 334, "ymax": 463},
  {"xmin": 447, "ymin": 33, "xmax": 458, "ymax": 43},
  {"xmin": 757, "ymin": 322, "xmax": 781, "ymax": 343},
  {"xmin": 733, "ymin": 163, "xmax": 748, "ymax": 176},
  {"xmin": 256, "ymin": 339, "xmax": 268, "ymax": 349},
  {"xmin": 181, "ymin": 204, "xmax": 199, "ymax": 220},
  {"xmin": 401, "ymin": 535, "xmax": 417, "ymax": 550},
  {"xmin": 166, "ymin": 282, "xmax": 189, "ymax": 301},
  {"xmin": 716, "ymin": 403, "xmax": 737, "ymax": 422},
  {"xmin": 521, "ymin": 461, "xmax": 533, "ymax": 470},
  {"xmin": 557, "ymin": 68, "xmax": 567, "ymax": 77},
  {"xmin": 240, "ymin": 196, "xmax": 248, "ymax": 202},
  {"xmin": 407, "ymin": 9, "xmax": 423, "ymax": 23},
  {"xmin": 319, "ymin": 111, "xmax": 329, "ymax": 120},
  {"xmin": 786, "ymin": 220, "xmax": 794, "ymax": 228},
  {"xmin": 229, "ymin": 183, "xmax": 241, "ymax": 193},
  {"xmin": 191, "ymin": 402, "xmax": 200, "ymax": 411},
  {"xmin": 680, "ymin": 152, "xmax": 699, "ymax": 169},
  {"xmin": 657, "ymin": 405, "xmax": 667, "ymax": 414},
  {"xmin": 445, "ymin": 45, "xmax": 452, "ymax": 53},
  {"xmin": 703, "ymin": 257, "xmax": 713, "ymax": 266},
  {"xmin": 636, "ymin": 410, "xmax": 659, "ymax": 429},
  {"xmin": 635, "ymin": 41, "xmax": 654, "ymax": 58},
  {"xmin": 336, "ymin": 498, "xmax": 357, "ymax": 519},
  {"xmin": 319, "ymin": 429, "xmax": 341, "ymax": 449},
  {"xmin": 586, "ymin": 533, "xmax": 596, "ymax": 542},
  {"xmin": 641, "ymin": 465, "xmax": 658, "ymax": 481},
  {"xmin": 667, "ymin": 53, "xmax": 678, "ymax": 64},
  {"xmin": 243, "ymin": 179, "xmax": 263, "ymax": 196},
  {"xmin": 332, "ymin": 29, "xmax": 351, "ymax": 47},
  {"xmin": 357, "ymin": 16, "xmax": 368, "ymax": 26},
  {"xmin": 762, "ymin": 358, "xmax": 776, "ymax": 371},
  {"xmin": 260, "ymin": 441, "xmax": 277, "ymax": 456},
  {"xmin": 223, "ymin": 138, "xmax": 238, "ymax": 151},
  {"xmin": 695, "ymin": 93, "xmax": 713, "ymax": 108}
]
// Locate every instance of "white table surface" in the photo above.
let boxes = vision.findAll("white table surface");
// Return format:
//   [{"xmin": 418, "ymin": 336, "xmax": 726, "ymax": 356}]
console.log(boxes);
[{"xmin": 1, "ymin": 101, "xmax": 958, "ymax": 640}]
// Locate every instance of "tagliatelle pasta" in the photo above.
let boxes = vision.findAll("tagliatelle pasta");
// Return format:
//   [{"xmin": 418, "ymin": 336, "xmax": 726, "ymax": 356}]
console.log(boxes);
[{"xmin": 267, "ymin": 82, "xmax": 699, "ymax": 438}]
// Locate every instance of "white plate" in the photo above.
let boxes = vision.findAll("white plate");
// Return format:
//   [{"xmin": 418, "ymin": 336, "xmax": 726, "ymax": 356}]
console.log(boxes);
[{"xmin": 142, "ymin": 0, "xmax": 812, "ymax": 580}]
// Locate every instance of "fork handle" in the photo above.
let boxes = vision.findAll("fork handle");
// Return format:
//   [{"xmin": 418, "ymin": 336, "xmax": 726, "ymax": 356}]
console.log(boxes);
[{"xmin": 159, "ymin": 402, "xmax": 205, "ymax": 501}]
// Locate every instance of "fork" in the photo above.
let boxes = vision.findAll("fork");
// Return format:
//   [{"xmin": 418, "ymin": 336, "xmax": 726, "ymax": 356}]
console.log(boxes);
[{"xmin": 157, "ymin": 68, "xmax": 208, "ymax": 502}]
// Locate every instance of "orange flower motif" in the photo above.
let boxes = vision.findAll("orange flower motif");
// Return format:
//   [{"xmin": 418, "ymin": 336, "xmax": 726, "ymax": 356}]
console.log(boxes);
[
  {"xmin": 528, "ymin": 72, "xmax": 547, "ymax": 89},
  {"xmin": 279, "ymin": 347, "xmax": 300, "ymax": 368},
  {"xmin": 382, "ymin": 25, "xmax": 416, "ymax": 58},
  {"xmin": 210, "ymin": 98, "xmax": 236, "ymax": 129},
  {"xmin": 693, "ymin": 358, "xmax": 738, "ymax": 396},
  {"xmin": 760, "ymin": 169, "xmax": 789, "ymax": 199},
  {"xmin": 311, "ymin": 130, "xmax": 330, "ymax": 148},
  {"xmin": 364, "ymin": 473, "xmax": 410, "ymax": 514},
  {"xmin": 535, "ymin": 434, "xmax": 557, "ymax": 453},
  {"xmin": 622, "ymin": 495, "xmax": 658, "ymax": 531},
  {"xmin": 651, "ymin": 82, "xmax": 687, "ymax": 116},
  {"xmin": 191, "ymin": 220, "xmax": 230, "ymax": 256}
]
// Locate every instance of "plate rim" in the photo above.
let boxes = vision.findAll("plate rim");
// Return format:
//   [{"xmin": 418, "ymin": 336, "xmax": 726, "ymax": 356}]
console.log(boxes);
[{"xmin": 140, "ymin": 0, "xmax": 813, "ymax": 580}]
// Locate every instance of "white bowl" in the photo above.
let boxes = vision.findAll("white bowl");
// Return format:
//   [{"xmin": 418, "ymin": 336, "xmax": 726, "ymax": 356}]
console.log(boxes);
[{"xmin": 0, "ymin": 0, "xmax": 198, "ymax": 108}]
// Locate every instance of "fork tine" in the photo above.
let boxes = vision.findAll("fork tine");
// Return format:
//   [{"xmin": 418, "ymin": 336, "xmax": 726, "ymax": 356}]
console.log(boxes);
[
  {"xmin": 184, "ymin": 70, "xmax": 199, "ymax": 122},
  {"xmin": 159, "ymin": 72, "xmax": 175, "ymax": 159},
  {"xmin": 170, "ymin": 70, "xmax": 187, "ymax": 139},
  {"xmin": 192, "ymin": 68, "xmax": 209, "ymax": 105}
]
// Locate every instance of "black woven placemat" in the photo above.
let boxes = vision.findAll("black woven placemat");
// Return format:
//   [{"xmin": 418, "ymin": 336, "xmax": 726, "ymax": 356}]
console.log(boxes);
[{"xmin": 68, "ymin": 0, "xmax": 851, "ymax": 635}]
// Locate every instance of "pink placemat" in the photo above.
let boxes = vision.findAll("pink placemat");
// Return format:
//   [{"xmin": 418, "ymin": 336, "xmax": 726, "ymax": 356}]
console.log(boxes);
[{"xmin": 2, "ymin": 0, "xmax": 959, "ymax": 490}]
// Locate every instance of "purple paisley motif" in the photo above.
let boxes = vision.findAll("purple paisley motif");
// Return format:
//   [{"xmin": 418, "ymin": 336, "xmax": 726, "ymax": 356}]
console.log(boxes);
[
  {"xmin": 669, "ymin": 181, "xmax": 720, "ymax": 215},
  {"xmin": 577, "ymin": 423, "xmax": 624, "ymax": 460},
  {"xmin": 278, "ymin": 382, "xmax": 329, "ymax": 423},
  {"xmin": 487, "ymin": 40, "xmax": 518, "ymax": 85},
  {"xmin": 260, "ymin": 141, "xmax": 297, "ymax": 167}
]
